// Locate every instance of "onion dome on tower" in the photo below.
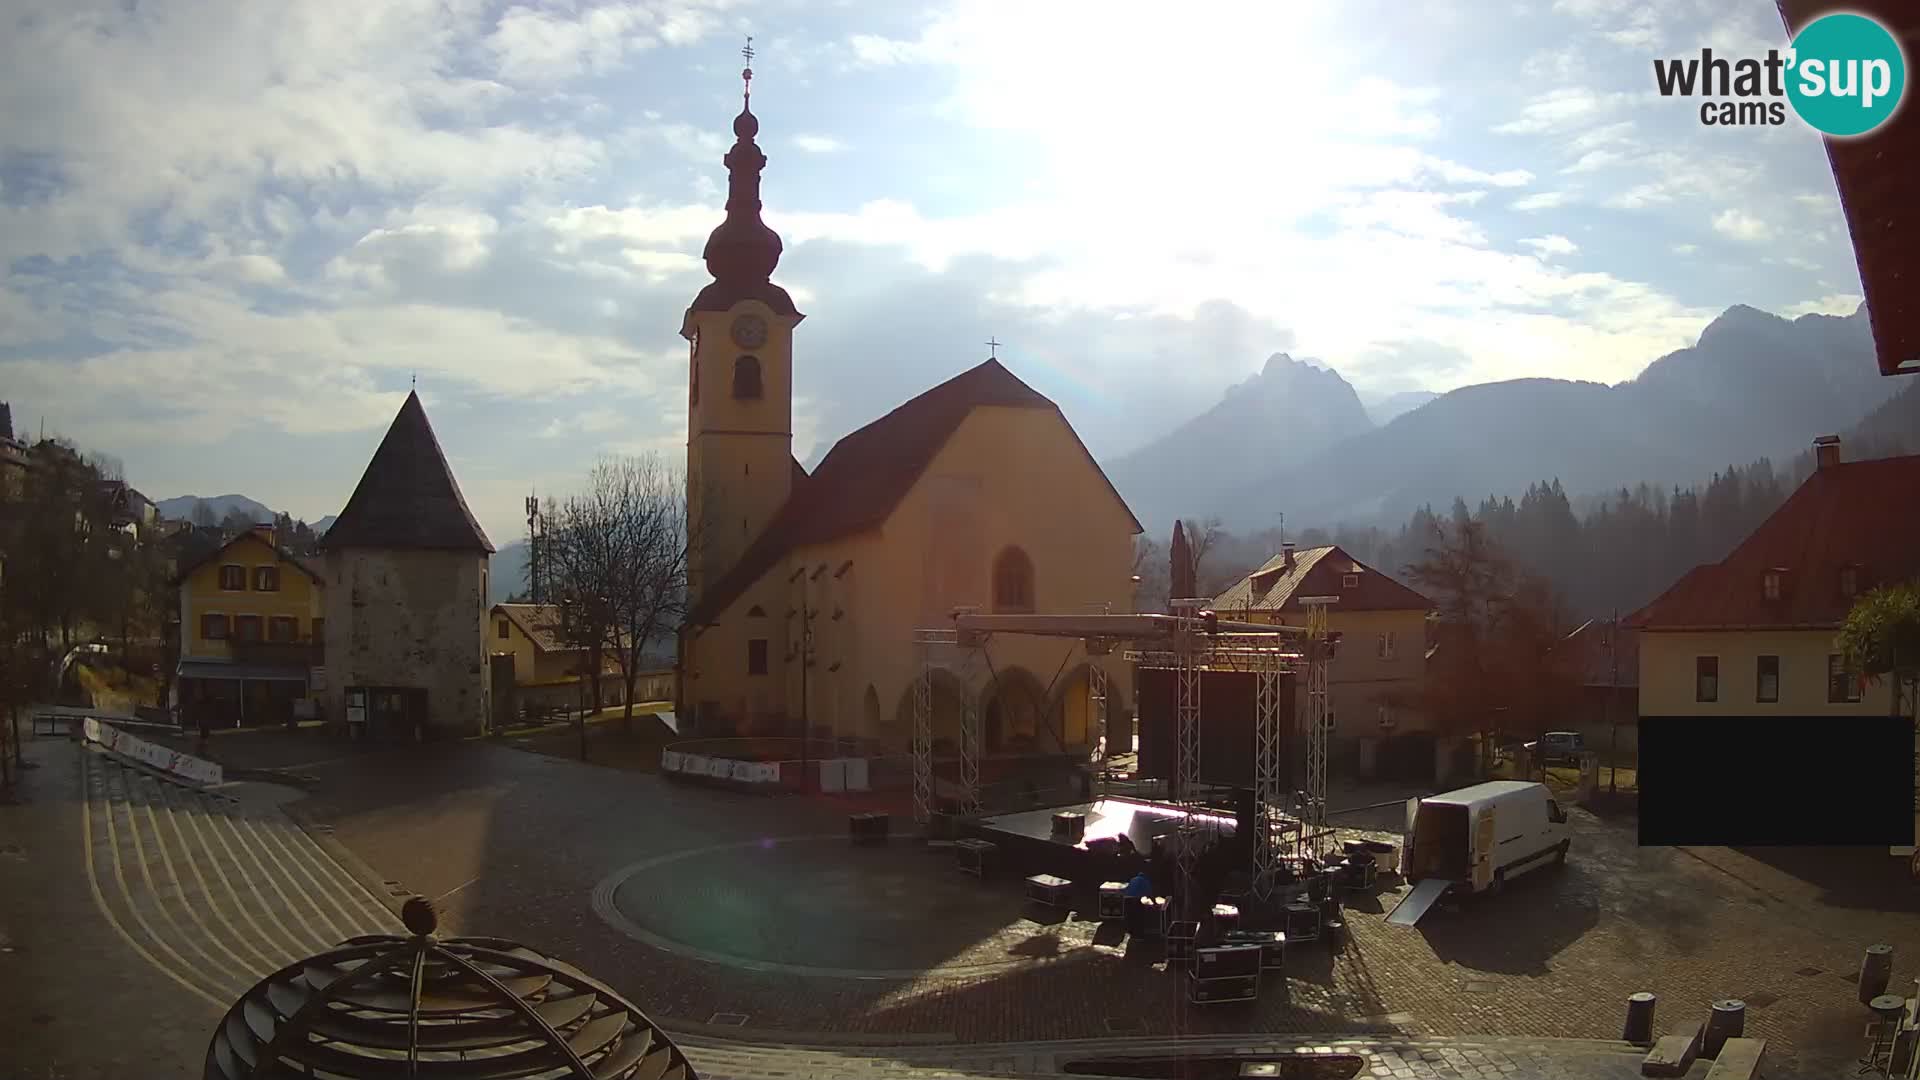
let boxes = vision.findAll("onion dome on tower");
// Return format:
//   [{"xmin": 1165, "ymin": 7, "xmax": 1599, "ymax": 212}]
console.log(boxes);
[{"xmin": 689, "ymin": 37, "xmax": 801, "ymax": 319}]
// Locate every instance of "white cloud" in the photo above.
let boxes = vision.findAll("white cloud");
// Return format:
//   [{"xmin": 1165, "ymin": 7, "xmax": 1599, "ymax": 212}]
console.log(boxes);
[
  {"xmin": 1782, "ymin": 293, "xmax": 1864, "ymax": 317},
  {"xmin": 0, "ymin": 0, "xmax": 1863, "ymax": 542},
  {"xmin": 1512, "ymin": 190, "xmax": 1571, "ymax": 211},
  {"xmin": 1494, "ymin": 89, "xmax": 1640, "ymax": 136},
  {"xmin": 1672, "ymin": 243, "xmax": 1698, "ymax": 256},
  {"xmin": 1712, "ymin": 208, "xmax": 1772, "ymax": 244},
  {"xmin": 1551, "ymin": 0, "xmax": 1665, "ymax": 49},
  {"xmin": 1520, "ymin": 234, "xmax": 1579, "ymax": 257},
  {"xmin": 541, "ymin": 407, "xmax": 629, "ymax": 439}
]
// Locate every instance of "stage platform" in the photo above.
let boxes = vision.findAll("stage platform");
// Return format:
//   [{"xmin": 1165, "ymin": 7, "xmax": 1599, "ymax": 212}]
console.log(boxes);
[{"xmin": 961, "ymin": 797, "xmax": 1241, "ymax": 883}]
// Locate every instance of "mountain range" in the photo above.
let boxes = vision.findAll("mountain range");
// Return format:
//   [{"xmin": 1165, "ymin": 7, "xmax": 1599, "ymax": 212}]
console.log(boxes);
[
  {"xmin": 153, "ymin": 493, "xmax": 334, "ymax": 533},
  {"xmin": 158, "ymin": 301, "xmax": 1897, "ymax": 596},
  {"xmin": 1106, "ymin": 303, "xmax": 1897, "ymax": 535}
]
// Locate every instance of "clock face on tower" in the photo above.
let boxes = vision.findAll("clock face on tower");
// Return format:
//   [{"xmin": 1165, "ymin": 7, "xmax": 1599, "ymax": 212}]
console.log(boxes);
[{"xmin": 730, "ymin": 313, "xmax": 769, "ymax": 350}]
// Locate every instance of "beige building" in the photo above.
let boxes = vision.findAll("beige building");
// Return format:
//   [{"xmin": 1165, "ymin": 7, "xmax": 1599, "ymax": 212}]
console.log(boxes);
[
  {"xmin": 676, "ymin": 90, "xmax": 1142, "ymax": 753},
  {"xmin": 1212, "ymin": 543, "xmax": 1437, "ymax": 778},
  {"xmin": 320, "ymin": 391, "xmax": 494, "ymax": 739},
  {"xmin": 487, "ymin": 603, "xmax": 669, "ymax": 719},
  {"xmin": 1629, "ymin": 437, "xmax": 1920, "ymax": 855}
]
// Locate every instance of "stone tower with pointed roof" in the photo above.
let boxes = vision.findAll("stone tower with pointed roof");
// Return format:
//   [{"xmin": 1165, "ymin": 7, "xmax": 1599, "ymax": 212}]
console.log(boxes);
[{"xmin": 319, "ymin": 391, "xmax": 496, "ymax": 738}]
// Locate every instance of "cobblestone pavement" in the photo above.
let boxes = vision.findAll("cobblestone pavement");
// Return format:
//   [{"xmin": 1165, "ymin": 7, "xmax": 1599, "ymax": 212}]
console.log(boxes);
[
  {"xmin": 672, "ymin": 1032, "xmax": 1660, "ymax": 1079},
  {"xmin": 271, "ymin": 736, "xmax": 1906, "ymax": 1077},
  {"xmin": 12, "ymin": 729, "xmax": 1910, "ymax": 1079}
]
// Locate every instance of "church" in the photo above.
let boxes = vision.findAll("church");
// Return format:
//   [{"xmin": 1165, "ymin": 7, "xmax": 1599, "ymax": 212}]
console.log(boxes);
[{"xmin": 675, "ymin": 67, "xmax": 1142, "ymax": 756}]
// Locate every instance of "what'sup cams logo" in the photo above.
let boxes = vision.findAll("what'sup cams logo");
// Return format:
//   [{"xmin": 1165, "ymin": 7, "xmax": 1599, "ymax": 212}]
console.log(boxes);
[{"xmin": 1654, "ymin": 11, "xmax": 1907, "ymax": 137}]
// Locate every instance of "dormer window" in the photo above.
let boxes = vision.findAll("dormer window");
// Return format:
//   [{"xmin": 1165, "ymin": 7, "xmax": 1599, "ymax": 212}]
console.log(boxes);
[
  {"xmin": 1762, "ymin": 571, "xmax": 1782, "ymax": 602},
  {"xmin": 1839, "ymin": 565, "xmax": 1859, "ymax": 599}
]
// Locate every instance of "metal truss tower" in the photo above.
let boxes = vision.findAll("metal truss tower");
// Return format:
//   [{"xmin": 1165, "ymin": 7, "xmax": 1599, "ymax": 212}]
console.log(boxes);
[
  {"xmin": 1250, "ymin": 634, "xmax": 1287, "ymax": 901},
  {"xmin": 910, "ymin": 608, "xmax": 985, "ymax": 823},
  {"xmin": 911, "ymin": 636, "xmax": 937, "ymax": 826},
  {"xmin": 1301, "ymin": 601, "xmax": 1333, "ymax": 862},
  {"xmin": 1167, "ymin": 598, "xmax": 1206, "ymax": 902}
]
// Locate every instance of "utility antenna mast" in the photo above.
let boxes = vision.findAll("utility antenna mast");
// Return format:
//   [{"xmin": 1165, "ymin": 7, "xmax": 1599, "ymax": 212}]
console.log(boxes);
[{"xmin": 525, "ymin": 494, "xmax": 543, "ymax": 603}]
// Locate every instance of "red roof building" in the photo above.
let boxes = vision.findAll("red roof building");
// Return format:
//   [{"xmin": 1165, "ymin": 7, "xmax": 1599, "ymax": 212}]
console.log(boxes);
[
  {"xmin": 1212, "ymin": 545, "xmax": 1438, "ymax": 755},
  {"xmin": 1628, "ymin": 440, "xmax": 1920, "ymax": 633},
  {"xmin": 1627, "ymin": 436, "xmax": 1918, "ymax": 721}
]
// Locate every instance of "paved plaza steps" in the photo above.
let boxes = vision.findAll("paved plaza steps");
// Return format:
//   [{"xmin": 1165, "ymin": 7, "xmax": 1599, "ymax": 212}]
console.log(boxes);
[{"xmin": 79, "ymin": 748, "xmax": 401, "ymax": 1008}]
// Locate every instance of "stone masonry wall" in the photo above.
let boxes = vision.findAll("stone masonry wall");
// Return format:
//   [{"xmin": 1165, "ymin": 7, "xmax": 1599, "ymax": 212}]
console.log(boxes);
[{"xmin": 323, "ymin": 548, "xmax": 489, "ymax": 736}]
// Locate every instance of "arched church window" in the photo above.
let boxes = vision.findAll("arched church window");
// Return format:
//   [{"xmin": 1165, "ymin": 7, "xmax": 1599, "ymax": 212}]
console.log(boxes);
[
  {"xmin": 992, "ymin": 546, "xmax": 1035, "ymax": 613},
  {"xmin": 732, "ymin": 355, "xmax": 763, "ymax": 399},
  {"xmin": 747, "ymin": 605, "xmax": 766, "ymax": 617}
]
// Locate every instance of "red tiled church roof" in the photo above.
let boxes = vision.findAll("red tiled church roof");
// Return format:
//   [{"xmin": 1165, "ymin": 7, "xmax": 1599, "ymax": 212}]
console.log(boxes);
[
  {"xmin": 684, "ymin": 358, "xmax": 1143, "ymax": 626},
  {"xmin": 1627, "ymin": 453, "xmax": 1920, "ymax": 630},
  {"xmin": 1778, "ymin": 0, "xmax": 1920, "ymax": 377},
  {"xmin": 1212, "ymin": 544, "xmax": 1436, "ymax": 615},
  {"xmin": 1561, "ymin": 618, "xmax": 1640, "ymax": 688}
]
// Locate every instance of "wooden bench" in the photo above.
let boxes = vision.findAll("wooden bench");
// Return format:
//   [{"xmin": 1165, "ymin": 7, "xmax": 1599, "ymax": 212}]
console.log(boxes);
[
  {"xmin": 1702, "ymin": 1038, "xmax": 1766, "ymax": 1079},
  {"xmin": 1641, "ymin": 1023, "xmax": 1703, "ymax": 1077}
]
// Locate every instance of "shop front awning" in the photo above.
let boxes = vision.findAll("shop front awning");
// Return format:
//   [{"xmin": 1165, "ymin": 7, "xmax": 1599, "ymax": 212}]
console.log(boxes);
[{"xmin": 177, "ymin": 660, "xmax": 311, "ymax": 683}]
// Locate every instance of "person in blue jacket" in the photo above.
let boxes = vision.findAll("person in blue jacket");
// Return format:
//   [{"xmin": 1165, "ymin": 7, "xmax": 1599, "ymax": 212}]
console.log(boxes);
[{"xmin": 1122, "ymin": 869, "xmax": 1154, "ymax": 934}]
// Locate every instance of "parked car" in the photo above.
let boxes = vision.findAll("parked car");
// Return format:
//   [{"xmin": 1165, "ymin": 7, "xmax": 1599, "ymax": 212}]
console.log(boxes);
[{"xmin": 1525, "ymin": 730, "xmax": 1585, "ymax": 768}]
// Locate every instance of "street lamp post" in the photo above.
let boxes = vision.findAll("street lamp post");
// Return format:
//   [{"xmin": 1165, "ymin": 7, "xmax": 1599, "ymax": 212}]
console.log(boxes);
[
  {"xmin": 1606, "ymin": 611, "xmax": 1620, "ymax": 797},
  {"xmin": 789, "ymin": 566, "xmax": 816, "ymax": 794}
]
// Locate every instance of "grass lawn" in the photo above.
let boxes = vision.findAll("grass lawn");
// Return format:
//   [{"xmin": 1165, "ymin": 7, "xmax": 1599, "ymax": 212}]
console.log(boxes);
[
  {"xmin": 495, "ymin": 702, "xmax": 677, "ymax": 773},
  {"xmin": 75, "ymin": 663, "xmax": 159, "ymax": 714},
  {"xmin": 1542, "ymin": 764, "xmax": 1639, "ymax": 793}
]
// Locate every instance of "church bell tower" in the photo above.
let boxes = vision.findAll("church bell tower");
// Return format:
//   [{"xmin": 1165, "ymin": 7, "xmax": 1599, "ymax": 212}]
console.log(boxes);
[{"xmin": 682, "ymin": 39, "xmax": 803, "ymax": 610}]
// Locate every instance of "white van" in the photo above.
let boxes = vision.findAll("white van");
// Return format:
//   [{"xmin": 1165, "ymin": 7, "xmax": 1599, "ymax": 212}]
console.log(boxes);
[{"xmin": 1388, "ymin": 780, "xmax": 1570, "ymax": 926}]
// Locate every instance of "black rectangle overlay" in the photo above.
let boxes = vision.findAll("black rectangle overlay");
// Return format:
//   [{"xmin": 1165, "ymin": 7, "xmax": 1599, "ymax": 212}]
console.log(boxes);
[{"xmin": 1638, "ymin": 716, "xmax": 1915, "ymax": 846}]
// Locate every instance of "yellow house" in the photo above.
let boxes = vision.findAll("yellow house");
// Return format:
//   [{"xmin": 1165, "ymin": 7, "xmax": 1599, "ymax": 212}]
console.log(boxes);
[
  {"xmin": 486, "ymin": 603, "xmax": 667, "ymax": 715},
  {"xmin": 1628, "ymin": 437, "xmax": 1920, "ymax": 856},
  {"xmin": 1212, "ymin": 543, "xmax": 1437, "ymax": 777},
  {"xmin": 173, "ymin": 524, "xmax": 325, "ymax": 728},
  {"xmin": 676, "ymin": 87, "xmax": 1142, "ymax": 753}
]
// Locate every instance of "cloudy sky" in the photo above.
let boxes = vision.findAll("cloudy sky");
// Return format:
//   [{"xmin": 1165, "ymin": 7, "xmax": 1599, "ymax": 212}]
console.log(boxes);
[{"xmin": 0, "ymin": 0, "xmax": 1865, "ymax": 546}]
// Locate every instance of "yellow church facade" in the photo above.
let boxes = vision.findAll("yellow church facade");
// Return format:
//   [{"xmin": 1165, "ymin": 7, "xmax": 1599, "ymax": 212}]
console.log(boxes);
[{"xmin": 675, "ymin": 79, "xmax": 1142, "ymax": 754}]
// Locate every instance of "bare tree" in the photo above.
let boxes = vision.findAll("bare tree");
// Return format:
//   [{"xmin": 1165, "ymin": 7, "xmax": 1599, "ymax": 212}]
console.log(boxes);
[
  {"xmin": 1179, "ymin": 516, "xmax": 1225, "ymax": 596},
  {"xmin": 544, "ymin": 455, "xmax": 692, "ymax": 731},
  {"xmin": 1132, "ymin": 536, "xmax": 1169, "ymax": 613}
]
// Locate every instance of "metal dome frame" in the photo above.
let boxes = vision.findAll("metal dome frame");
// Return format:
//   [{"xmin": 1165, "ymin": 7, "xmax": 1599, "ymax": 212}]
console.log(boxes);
[{"xmin": 205, "ymin": 904, "xmax": 695, "ymax": 1080}]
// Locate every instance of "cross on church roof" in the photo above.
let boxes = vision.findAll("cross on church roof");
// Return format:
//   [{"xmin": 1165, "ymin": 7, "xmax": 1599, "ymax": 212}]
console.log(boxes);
[
  {"xmin": 741, "ymin": 36, "xmax": 754, "ymax": 101},
  {"xmin": 986, "ymin": 337, "xmax": 1001, "ymax": 359}
]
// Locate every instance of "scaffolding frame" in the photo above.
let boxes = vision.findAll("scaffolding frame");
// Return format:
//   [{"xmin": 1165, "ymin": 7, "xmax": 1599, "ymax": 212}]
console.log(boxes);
[
  {"xmin": 910, "ymin": 607, "xmax": 986, "ymax": 823},
  {"xmin": 1301, "ymin": 601, "xmax": 1333, "ymax": 863},
  {"xmin": 911, "ymin": 608, "xmax": 1327, "ymax": 899},
  {"xmin": 1251, "ymin": 634, "xmax": 1286, "ymax": 901}
]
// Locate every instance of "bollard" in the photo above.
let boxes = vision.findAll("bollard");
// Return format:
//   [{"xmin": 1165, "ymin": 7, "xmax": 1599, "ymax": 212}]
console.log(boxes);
[
  {"xmin": 1860, "ymin": 944, "xmax": 1895, "ymax": 1006},
  {"xmin": 1703, "ymin": 999, "xmax": 1746, "ymax": 1058},
  {"xmin": 1623, "ymin": 992, "xmax": 1658, "ymax": 1044}
]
